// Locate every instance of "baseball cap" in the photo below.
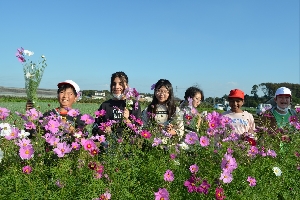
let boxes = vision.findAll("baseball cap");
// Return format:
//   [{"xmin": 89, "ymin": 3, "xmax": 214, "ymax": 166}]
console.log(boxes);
[
  {"xmin": 57, "ymin": 80, "xmax": 80, "ymax": 94},
  {"xmin": 228, "ymin": 89, "xmax": 244, "ymax": 100},
  {"xmin": 275, "ymin": 87, "xmax": 291, "ymax": 97}
]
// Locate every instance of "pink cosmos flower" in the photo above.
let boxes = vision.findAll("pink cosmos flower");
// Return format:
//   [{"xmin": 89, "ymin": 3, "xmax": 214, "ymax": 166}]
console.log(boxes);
[
  {"xmin": 24, "ymin": 121, "xmax": 36, "ymax": 130},
  {"xmin": 82, "ymin": 139, "xmax": 96, "ymax": 151},
  {"xmin": 71, "ymin": 142, "xmax": 81, "ymax": 150},
  {"xmin": 184, "ymin": 175, "xmax": 200, "ymax": 193},
  {"xmin": 164, "ymin": 169, "xmax": 174, "ymax": 182},
  {"xmin": 215, "ymin": 187, "xmax": 226, "ymax": 200},
  {"xmin": 81, "ymin": 114, "xmax": 94, "ymax": 125},
  {"xmin": 44, "ymin": 119, "xmax": 60, "ymax": 134},
  {"xmin": 219, "ymin": 170, "xmax": 233, "ymax": 183},
  {"xmin": 154, "ymin": 188, "xmax": 169, "ymax": 200},
  {"xmin": 53, "ymin": 142, "xmax": 72, "ymax": 157},
  {"xmin": 247, "ymin": 176, "xmax": 256, "ymax": 187},
  {"xmin": 221, "ymin": 153, "xmax": 237, "ymax": 173},
  {"xmin": 19, "ymin": 146, "xmax": 34, "ymax": 160},
  {"xmin": 95, "ymin": 109, "xmax": 106, "ymax": 118},
  {"xmin": 0, "ymin": 107, "xmax": 10, "ymax": 120},
  {"xmin": 152, "ymin": 138, "xmax": 162, "ymax": 147},
  {"xmin": 198, "ymin": 180, "xmax": 211, "ymax": 194},
  {"xmin": 150, "ymin": 83, "xmax": 156, "ymax": 90},
  {"xmin": 199, "ymin": 136, "xmax": 210, "ymax": 147},
  {"xmin": 16, "ymin": 138, "xmax": 32, "ymax": 148},
  {"xmin": 189, "ymin": 164, "xmax": 199, "ymax": 174},
  {"xmin": 170, "ymin": 154, "xmax": 176, "ymax": 160},
  {"xmin": 90, "ymin": 148, "xmax": 99, "ymax": 156},
  {"xmin": 22, "ymin": 165, "xmax": 32, "ymax": 174},
  {"xmin": 99, "ymin": 191, "xmax": 111, "ymax": 200},
  {"xmin": 140, "ymin": 130, "xmax": 152, "ymax": 139},
  {"xmin": 26, "ymin": 108, "xmax": 42, "ymax": 121},
  {"xmin": 267, "ymin": 149, "xmax": 277, "ymax": 158},
  {"xmin": 5, "ymin": 126, "xmax": 19, "ymax": 140},
  {"xmin": 67, "ymin": 109, "xmax": 80, "ymax": 117},
  {"xmin": 185, "ymin": 132, "xmax": 198, "ymax": 145}
]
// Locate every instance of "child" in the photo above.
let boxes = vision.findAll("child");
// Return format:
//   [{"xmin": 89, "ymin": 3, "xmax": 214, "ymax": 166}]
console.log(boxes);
[
  {"xmin": 43, "ymin": 80, "xmax": 85, "ymax": 129},
  {"xmin": 261, "ymin": 87, "xmax": 297, "ymax": 129},
  {"xmin": 222, "ymin": 89, "xmax": 255, "ymax": 135},
  {"xmin": 142, "ymin": 79, "xmax": 184, "ymax": 138},
  {"xmin": 179, "ymin": 86, "xmax": 204, "ymax": 132},
  {"xmin": 92, "ymin": 71, "xmax": 141, "ymax": 137}
]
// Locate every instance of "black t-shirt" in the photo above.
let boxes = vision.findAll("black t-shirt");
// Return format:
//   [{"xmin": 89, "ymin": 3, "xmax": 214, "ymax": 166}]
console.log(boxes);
[{"xmin": 92, "ymin": 99, "xmax": 141, "ymax": 135}]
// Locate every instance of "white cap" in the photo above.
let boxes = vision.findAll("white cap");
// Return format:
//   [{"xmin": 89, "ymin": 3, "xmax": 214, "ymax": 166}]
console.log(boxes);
[
  {"xmin": 275, "ymin": 87, "xmax": 291, "ymax": 97},
  {"xmin": 57, "ymin": 80, "xmax": 80, "ymax": 94}
]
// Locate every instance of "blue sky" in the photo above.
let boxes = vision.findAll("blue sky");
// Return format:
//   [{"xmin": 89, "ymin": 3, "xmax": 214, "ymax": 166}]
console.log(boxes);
[{"xmin": 0, "ymin": 0, "xmax": 299, "ymax": 99}]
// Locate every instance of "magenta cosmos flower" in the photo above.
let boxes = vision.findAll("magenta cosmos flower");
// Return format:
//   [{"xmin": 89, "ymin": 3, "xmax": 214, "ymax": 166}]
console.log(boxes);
[
  {"xmin": 189, "ymin": 164, "xmax": 199, "ymax": 174},
  {"xmin": 22, "ymin": 165, "xmax": 32, "ymax": 174},
  {"xmin": 164, "ymin": 169, "xmax": 174, "ymax": 182},
  {"xmin": 199, "ymin": 136, "xmax": 210, "ymax": 147},
  {"xmin": 95, "ymin": 109, "xmax": 106, "ymax": 118},
  {"xmin": 154, "ymin": 188, "xmax": 169, "ymax": 200},
  {"xmin": 247, "ymin": 176, "xmax": 256, "ymax": 187},
  {"xmin": 53, "ymin": 142, "xmax": 72, "ymax": 157},
  {"xmin": 80, "ymin": 114, "xmax": 94, "ymax": 125},
  {"xmin": 140, "ymin": 130, "xmax": 152, "ymax": 139}
]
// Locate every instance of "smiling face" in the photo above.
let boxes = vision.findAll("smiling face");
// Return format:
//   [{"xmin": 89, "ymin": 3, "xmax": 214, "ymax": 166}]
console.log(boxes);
[
  {"xmin": 275, "ymin": 95, "xmax": 291, "ymax": 109},
  {"xmin": 155, "ymin": 86, "xmax": 170, "ymax": 104},
  {"xmin": 192, "ymin": 92, "xmax": 202, "ymax": 108},
  {"xmin": 111, "ymin": 77, "xmax": 128, "ymax": 96},
  {"xmin": 58, "ymin": 87, "xmax": 77, "ymax": 109},
  {"xmin": 228, "ymin": 97, "xmax": 244, "ymax": 113}
]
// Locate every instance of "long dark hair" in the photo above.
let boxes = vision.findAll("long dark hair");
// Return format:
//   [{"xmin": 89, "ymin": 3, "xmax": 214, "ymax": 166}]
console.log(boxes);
[
  {"xmin": 110, "ymin": 71, "xmax": 129, "ymax": 93},
  {"xmin": 147, "ymin": 79, "xmax": 176, "ymax": 120}
]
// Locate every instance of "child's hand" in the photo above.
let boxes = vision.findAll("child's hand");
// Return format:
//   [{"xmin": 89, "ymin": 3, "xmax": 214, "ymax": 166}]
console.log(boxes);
[
  {"xmin": 123, "ymin": 108, "xmax": 130, "ymax": 120},
  {"xmin": 105, "ymin": 126, "xmax": 112, "ymax": 134},
  {"xmin": 165, "ymin": 124, "xmax": 176, "ymax": 135}
]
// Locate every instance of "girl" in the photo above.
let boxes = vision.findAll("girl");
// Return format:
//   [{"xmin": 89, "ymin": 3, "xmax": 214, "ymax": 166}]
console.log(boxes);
[
  {"xmin": 142, "ymin": 79, "xmax": 184, "ymax": 139},
  {"xmin": 92, "ymin": 71, "xmax": 141, "ymax": 136},
  {"xmin": 179, "ymin": 86, "xmax": 204, "ymax": 132}
]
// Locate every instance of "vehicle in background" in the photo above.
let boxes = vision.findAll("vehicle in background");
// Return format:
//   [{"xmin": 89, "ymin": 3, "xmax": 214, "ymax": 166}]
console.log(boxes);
[
  {"xmin": 214, "ymin": 104, "xmax": 225, "ymax": 110},
  {"xmin": 256, "ymin": 103, "xmax": 272, "ymax": 115}
]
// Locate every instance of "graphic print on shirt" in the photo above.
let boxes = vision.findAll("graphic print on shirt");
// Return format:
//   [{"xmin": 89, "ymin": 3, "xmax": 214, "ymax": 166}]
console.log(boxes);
[
  {"xmin": 113, "ymin": 108, "xmax": 123, "ymax": 121},
  {"xmin": 231, "ymin": 118, "xmax": 249, "ymax": 126}
]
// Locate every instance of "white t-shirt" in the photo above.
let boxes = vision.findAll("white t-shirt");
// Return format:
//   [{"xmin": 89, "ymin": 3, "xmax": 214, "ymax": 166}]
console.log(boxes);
[{"xmin": 222, "ymin": 110, "xmax": 255, "ymax": 135}]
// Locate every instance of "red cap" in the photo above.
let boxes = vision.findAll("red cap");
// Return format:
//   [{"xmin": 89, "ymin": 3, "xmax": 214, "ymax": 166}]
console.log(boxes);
[{"xmin": 228, "ymin": 89, "xmax": 244, "ymax": 100}]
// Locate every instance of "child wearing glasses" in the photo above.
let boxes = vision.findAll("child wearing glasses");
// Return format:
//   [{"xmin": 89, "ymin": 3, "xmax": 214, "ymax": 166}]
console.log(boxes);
[
  {"xmin": 179, "ymin": 86, "xmax": 204, "ymax": 132},
  {"xmin": 142, "ymin": 79, "xmax": 184, "ymax": 141}
]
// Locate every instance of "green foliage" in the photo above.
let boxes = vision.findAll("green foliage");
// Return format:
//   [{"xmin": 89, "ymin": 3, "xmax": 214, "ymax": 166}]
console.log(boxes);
[{"xmin": 0, "ymin": 104, "xmax": 299, "ymax": 199}]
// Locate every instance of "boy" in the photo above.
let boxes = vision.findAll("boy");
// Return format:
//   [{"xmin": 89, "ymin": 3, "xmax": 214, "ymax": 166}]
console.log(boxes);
[{"xmin": 222, "ymin": 89, "xmax": 255, "ymax": 135}]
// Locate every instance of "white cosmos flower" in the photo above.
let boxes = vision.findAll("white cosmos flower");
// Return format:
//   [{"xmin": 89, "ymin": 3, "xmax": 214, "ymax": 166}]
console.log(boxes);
[
  {"xmin": 0, "ymin": 123, "xmax": 11, "ymax": 137},
  {"xmin": 173, "ymin": 159, "xmax": 180, "ymax": 165},
  {"xmin": 41, "ymin": 55, "xmax": 45, "ymax": 58},
  {"xmin": 178, "ymin": 142, "xmax": 190, "ymax": 150},
  {"xmin": 23, "ymin": 50, "xmax": 34, "ymax": 56},
  {"xmin": 273, "ymin": 167, "xmax": 282, "ymax": 176},
  {"xmin": 25, "ymin": 72, "xmax": 34, "ymax": 79},
  {"xmin": 0, "ymin": 148, "xmax": 3, "ymax": 163},
  {"xmin": 19, "ymin": 130, "xmax": 30, "ymax": 138}
]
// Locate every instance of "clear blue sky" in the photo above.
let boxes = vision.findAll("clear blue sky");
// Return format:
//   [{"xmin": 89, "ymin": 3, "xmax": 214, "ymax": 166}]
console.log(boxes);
[{"xmin": 0, "ymin": 0, "xmax": 299, "ymax": 99}]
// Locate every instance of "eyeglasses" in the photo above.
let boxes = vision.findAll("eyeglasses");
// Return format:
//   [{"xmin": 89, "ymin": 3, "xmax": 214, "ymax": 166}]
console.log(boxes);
[{"xmin": 156, "ymin": 90, "xmax": 169, "ymax": 95}]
